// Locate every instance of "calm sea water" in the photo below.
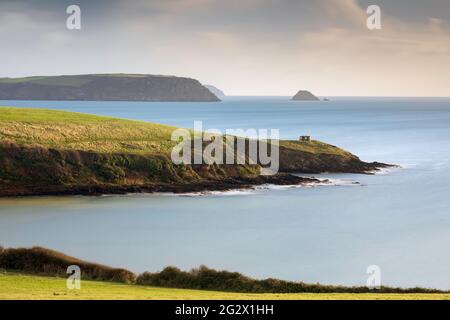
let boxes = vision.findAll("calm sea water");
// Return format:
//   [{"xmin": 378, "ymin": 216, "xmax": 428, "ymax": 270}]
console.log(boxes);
[{"xmin": 1, "ymin": 97, "xmax": 450, "ymax": 289}]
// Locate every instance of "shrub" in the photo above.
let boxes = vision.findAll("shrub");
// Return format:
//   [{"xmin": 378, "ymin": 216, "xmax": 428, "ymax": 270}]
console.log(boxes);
[
  {"xmin": 136, "ymin": 265, "xmax": 444, "ymax": 294},
  {"xmin": 0, "ymin": 246, "xmax": 136, "ymax": 283}
]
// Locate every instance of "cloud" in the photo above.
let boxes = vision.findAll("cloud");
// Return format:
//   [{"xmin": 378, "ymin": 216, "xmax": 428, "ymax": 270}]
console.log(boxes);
[
  {"xmin": 289, "ymin": 2, "xmax": 450, "ymax": 96},
  {"xmin": 0, "ymin": 0, "xmax": 449, "ymax": 96}
]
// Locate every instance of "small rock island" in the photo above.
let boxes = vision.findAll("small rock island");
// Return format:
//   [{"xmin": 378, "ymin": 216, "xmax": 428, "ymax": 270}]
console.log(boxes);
[{"xmin": 291, "ymin": 90, "xmax": 320, "ymax": 101}]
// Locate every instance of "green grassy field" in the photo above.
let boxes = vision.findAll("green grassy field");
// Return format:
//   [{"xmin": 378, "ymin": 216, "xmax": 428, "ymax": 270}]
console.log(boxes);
[
  {"xmin": 0, "ymin": 107, "xmax": 179, "ymax": 154},
  {"xmin": 0, "ymin": 106, "xmax": 347, "ymax": 156},
  {"xmin": 0, "ymin": 272, "xmax": 448, "ymax": 300}
]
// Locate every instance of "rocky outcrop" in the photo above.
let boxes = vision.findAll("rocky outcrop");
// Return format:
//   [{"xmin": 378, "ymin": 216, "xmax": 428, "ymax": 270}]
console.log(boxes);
[
  {"xmin": 279, "ymin": 144, "xmax": 391, "ymax": 174},
  {"xmin": 0, "ymin": 74, "xmax": 220, "ymax": 102},
  {"xmin": 291, "ymin": 90, "xmax": 319, "ymax": 101}
]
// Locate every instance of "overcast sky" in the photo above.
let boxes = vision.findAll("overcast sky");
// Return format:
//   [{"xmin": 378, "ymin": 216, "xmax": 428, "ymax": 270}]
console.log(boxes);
[{"xmin": 1, "ymin": 0, "xmax": 449, "ymax": 96}]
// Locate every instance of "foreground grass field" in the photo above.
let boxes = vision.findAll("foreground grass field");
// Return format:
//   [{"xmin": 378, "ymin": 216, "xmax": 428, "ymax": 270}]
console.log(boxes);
[{"xmin": 1, "ymin": 272, "xmax": 449, "ymax": 300}]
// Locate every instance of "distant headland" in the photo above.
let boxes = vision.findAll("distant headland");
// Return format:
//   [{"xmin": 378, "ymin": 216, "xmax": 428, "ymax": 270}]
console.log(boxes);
[{"xmin": 0, "ymin": 74, "xmax": 220, "ymax": 102}]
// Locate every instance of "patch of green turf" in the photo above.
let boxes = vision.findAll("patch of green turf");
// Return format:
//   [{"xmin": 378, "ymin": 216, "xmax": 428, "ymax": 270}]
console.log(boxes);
[
  {"xmin": 0, "ymin": 107, "xmax": 179, "ymax": 154},
  {"xmin": 0, "ymin": 272, "xmax": 448, "ymax": 300},
  {"xmin": 0, "ymin": 107, "xmax": 349, "ymax": 157}
]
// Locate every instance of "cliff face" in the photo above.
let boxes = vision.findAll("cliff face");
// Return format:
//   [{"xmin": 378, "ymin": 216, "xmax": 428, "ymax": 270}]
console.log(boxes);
[
  {"xmin": 0, "ymin": 142, "xmax": 313, "ymax": 196},
  {"xmin": 0, "ymin": 141, "xmax": 388, "ymax": 197},
  {"xmin": 0, "ymin": 74, "xmax": 220, "ymax": 102},
  {"xmin": 291, "ymin": 90, "xmax": 319, "ymax": 101},
  {"xmin": 279, "ymin": 143, "xmax": 388, "ymax": 173}
]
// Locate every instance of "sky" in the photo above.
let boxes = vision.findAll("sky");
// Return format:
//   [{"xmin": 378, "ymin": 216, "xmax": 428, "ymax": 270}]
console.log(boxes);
[{"xmin": 0, "ymin": 0, "xmax": 449, "ymax": 96}]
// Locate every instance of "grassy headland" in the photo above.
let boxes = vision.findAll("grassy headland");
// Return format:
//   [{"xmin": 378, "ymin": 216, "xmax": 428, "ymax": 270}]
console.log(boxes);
[
  {"xmin": 0, "ymin": 107, "xmax": 388, "ymax": 196},
  {"xmin": 0, "ymin": 107, "xmax": 345, "ymax": 155}
]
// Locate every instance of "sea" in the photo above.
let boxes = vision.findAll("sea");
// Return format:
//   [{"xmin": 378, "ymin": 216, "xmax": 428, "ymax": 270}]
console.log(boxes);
[{"xmin": 1, "ymin": 96, "xmax": 449, "ymax": 289}]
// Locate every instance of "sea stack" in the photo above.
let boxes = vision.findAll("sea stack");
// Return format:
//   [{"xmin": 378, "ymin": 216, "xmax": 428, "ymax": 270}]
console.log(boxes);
[{"xmin": 291, "ymin": 90, "xmax": 319, "ymax": 101}]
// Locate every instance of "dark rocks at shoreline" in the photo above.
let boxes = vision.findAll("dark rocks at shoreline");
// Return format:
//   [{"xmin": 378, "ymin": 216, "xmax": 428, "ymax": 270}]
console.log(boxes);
[{"xmin": 0, "ymin": 174, "xmax": 323, "ymax": 197}]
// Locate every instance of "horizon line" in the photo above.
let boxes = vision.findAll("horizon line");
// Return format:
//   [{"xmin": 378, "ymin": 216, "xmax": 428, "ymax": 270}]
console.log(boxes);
[{"xmin": 223, "ymin": 95, "xmax": 450, "ymax": 98}]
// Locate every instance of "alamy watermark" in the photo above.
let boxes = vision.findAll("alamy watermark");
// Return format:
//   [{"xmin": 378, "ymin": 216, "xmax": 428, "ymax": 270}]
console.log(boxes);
[
  {"xmin": 171, "ymin": 121, "xmax": 280, "ymax": 175},
  {"xmin": 366, "ymin": 5, "xmax": 382, "ymax": 30},
  {"xmin": 366, "ymin": 265, "xmax": 382, "ymax": 289},
  {"xmin": 66, "ymin": 5, "xmax": 81, "ymax": 30},
  {"xmin": 65, "ymin": 4, "xmax": 381, "ymax": 31},
  {"xmin": 66, "ymin": 265, "xmax": 81, "ymax": 290}
]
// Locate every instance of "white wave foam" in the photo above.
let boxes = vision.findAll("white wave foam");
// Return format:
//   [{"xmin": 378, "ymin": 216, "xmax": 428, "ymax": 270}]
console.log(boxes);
[
  {"xmin": 177, "ymin": 178, "xmax": 361, "ymax": 197},
  {"xmin": 177, "ymin": 189, "xmax": 257, "ymax": 197},
  {"xmin": 369, "ymin": 165, "xmax": 402, "ymax": 175},
  {"xmin": 104, "ymin": 177, "xmax": 362, "ymax": 198},
  {"xmin": 296, "ymin": 178, "xmax": 362, "ymax": 188}
]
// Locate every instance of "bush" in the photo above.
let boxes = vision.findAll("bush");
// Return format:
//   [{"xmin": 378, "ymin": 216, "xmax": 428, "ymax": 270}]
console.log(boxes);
[
  {"xmin": 136, "ymin": 265, "xmax": 443, "ymax": 294},
  {"xmin": 0, "ymin": 246, "xmax": 444, "ymax": 294},
  {"xmin": 0, "ymin": 246, "xmax": 136, "ymax": 283}
]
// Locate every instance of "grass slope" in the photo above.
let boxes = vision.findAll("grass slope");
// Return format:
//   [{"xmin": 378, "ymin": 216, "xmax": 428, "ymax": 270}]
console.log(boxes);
[
  {"xmin": 0, "ymin": 107, "xmax": 178, "ymax": 154},
  {"xmin": 0, "ymin": 107, "xmax": 346, "ymax": 156},
  {"xmin": 1, "ymin": 272, "xmax": 448, "ymax": 300}
]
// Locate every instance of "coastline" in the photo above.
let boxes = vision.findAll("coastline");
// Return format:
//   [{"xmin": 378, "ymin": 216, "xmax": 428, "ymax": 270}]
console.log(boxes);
[
  {"xmin": 0, "ymin": 174, "xmax": 323, "ymax": 198},
  {"xmin": 0, "ymin": 163, "xmax": 395, "ymax": 198},
  {"xmin": 0, "ymin": 107, "xmax": 394, "ymax": 198}
]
